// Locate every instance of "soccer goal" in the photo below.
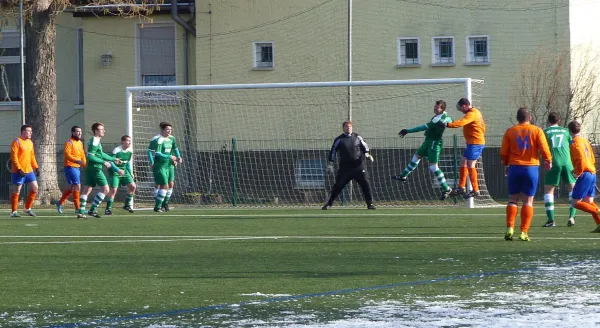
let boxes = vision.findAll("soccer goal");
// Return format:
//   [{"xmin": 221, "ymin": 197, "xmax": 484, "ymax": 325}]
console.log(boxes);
[{"xmin": 126, "ymin": 78, "xmax": 498, "ymax": 208}]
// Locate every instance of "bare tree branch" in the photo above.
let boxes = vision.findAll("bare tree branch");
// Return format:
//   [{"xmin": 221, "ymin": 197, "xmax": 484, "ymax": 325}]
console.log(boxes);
[{"xmin": 511, "ymin": 47, "xmax": 600, "ymax": 130}]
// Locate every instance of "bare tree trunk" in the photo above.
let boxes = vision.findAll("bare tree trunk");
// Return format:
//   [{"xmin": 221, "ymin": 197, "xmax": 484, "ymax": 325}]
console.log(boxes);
[{"xmin": 24, "ymin": 5, "xmax": 60, "ymax": 204}]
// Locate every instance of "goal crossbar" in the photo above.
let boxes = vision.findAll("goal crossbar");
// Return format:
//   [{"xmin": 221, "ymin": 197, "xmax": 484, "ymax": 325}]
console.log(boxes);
[{"xmin": 126, "ymin": 78, "xmax": 481, "ymax": 92}]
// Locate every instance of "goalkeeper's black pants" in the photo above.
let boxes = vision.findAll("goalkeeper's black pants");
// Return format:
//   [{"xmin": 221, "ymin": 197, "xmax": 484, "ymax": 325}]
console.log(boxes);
[{"xmin": 326, "ymin": 166, "xmax": 373, "ymax": 205}]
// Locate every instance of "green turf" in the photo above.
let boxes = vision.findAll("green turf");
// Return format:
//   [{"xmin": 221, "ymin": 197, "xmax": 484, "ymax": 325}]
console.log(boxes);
[{"xmin": 0, "ymin": 206, "xmax": 598, "ymax": 326}]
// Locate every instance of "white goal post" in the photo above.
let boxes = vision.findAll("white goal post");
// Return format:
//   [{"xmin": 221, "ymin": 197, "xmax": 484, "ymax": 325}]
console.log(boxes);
[{"xmin": 126, "ymin": 78, "xmax": 496, "ymax": 208}]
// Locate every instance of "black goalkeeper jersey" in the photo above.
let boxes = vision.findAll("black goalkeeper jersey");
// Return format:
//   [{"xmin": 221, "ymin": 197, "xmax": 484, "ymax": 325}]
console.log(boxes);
[{"xmin": 328, "ymin": 132, "xmax": 370, "ymax": 168}]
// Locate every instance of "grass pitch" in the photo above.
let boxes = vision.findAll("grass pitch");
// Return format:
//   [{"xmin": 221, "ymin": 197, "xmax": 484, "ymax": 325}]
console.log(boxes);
[{"xmin": 0, "ymin": 206, "xmax": 599, "ymax": 327}]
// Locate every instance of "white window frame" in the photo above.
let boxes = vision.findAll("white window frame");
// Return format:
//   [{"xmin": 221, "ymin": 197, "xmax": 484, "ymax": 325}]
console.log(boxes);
[
  {"xmin": 134, "ymin": 22, "xmax": 179, "ymax": 102},
  {"xmin": 252, "ymin": 41, "xmax": 274, "ymax": 70},
  {"xmin": 431, "ymin": 36, "xmax": 455, "ymax": 66},
  {"xmin": 397, "ymin": 37, "xmax": 420, "ymax": 67},
  {"xmin": 466, "ymin": 35, "xmax": 490, "ymax": 65},
  {"xmin": 0, "ymin": 30, "xmax": 25, "ymax": 108}
]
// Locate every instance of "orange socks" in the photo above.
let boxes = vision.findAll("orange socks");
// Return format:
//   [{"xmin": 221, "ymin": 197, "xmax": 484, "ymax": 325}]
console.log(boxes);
[
  {"xmin": 506, "ymin": 203, "xmax": 518, "ymax": 228},
  {"xmin": 468, "ymin": 167, "xmax": 479, "ymax": 192},
  {"xmin": 25, "ymin": 191, "xmax": 37, "ymax": 210},
  {"xmin": 459, "ymin": 167, "xmax": 468, "ymax": 189},
  {"xmin": 11, "ymin": 192, "xmax": 19, "ymax": 213},
  {"xmin": 73, "ymin": 190, "xmax": 81, "ymax": 210},
  {"xmin": 520, "ymin": 205, "xmax": 533, "ymax": 233},
  {"xmin": 459, "ymin": 167, "xmax": 478, "ymax": 191},
  {"xmin": 573, "ymin": 201, "xmax": 600, "ymax": 224},
  {"xmin": 506, "ymin": 203, "xmax": 534, "ymax": 232},
  {"xmin": 59, "ymin": 189, "xmax": 73, "ymax": 205},
  {"xmin": 10, "ymin": 191, "xmax": 37, "ymax": 212}
]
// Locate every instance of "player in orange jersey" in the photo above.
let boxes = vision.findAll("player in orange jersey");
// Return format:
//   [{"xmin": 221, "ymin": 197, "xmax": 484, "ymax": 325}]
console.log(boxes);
[
  {"xmin": 443, "ymin": 98, "xmax": 486, "ymax": 199},
  {"xmin": 567, "ymin": 121, "xmax": 600, "ymax": 232},
  {"xmin": 9, "ymin": 125, "xmax": 40, "ymax": 217},
  {"xmin": 54, "ymin": 126, "xmax": 87, "ymax": 218},
  {"xmin": 500, "ymin": 107, "xmax": 552, "ymax": 241}
]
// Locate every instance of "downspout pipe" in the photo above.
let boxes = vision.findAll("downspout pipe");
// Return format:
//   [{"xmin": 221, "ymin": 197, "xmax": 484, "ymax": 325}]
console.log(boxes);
[
  {"xmin": 171, "ymin": 0, "xmax": 196, "ymax": 36},
  {"xmin": 171, "ymin": 0, "xmax": 195, "ymax": 184}
]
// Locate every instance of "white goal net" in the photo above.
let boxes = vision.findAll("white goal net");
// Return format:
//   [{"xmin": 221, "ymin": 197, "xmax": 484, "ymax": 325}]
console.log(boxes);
[{"xmin": 126, "ymin": 78, "xmax": 498, "ymax": 208}]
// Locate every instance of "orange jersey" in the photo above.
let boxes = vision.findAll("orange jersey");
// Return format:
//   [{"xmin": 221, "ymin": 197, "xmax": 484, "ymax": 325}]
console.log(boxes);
[
  {"xmin": 570, "ymin": 135, "xmax": 596, "ymax": 175},
  {"xmin": 63, "ymin": 137, "xmax": 86, "ymax": 168},
  {"xmin": 500, "ymin": 123, "xmax": 551, "ymax": 166},
  {"xmin": 447, "ymin": 107, "xmax": 486, "ymax": 145},
  {"xmin": 10, "ymin": 137, "xmax": 38, "ymax": 174}
]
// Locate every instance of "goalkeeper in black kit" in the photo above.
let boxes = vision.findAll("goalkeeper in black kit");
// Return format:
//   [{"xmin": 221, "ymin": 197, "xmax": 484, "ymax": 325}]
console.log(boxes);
[{"xmin": 322, "ymin": 121, "xmax": 376, "ymax": 210}]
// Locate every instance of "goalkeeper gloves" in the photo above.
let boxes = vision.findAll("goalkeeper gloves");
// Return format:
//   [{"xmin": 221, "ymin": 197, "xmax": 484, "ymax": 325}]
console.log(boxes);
[
  {"xmin": 326, "ymin": 163, "xmax": 335, "ymax": 174},
  {"xmin": 365, "ymin": 153, "xmax": 374, "ymax": 162},
  {"xmin": 398, "ymin": 129, "xmax": 408, "ymax": 138}
]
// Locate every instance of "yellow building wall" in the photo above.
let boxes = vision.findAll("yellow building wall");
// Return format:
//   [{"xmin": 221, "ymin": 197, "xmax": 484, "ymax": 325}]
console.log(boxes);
[
  {"xmin": 80, "ymin": 14, "xmax": 191, "ymax": 145},
  {"xmin": 191, "ymin": 0, "xmax": 573, "ymax": 148},
  {"xmin": 193, "ymin": 0, "xmax": 349, "ymax": 147},
  {"xmin": 55, "ymin": 14, "xmax": 85, "ymax": 144},
  {"xmin": 351, "ymin": 0, "xmax": 571, "ymax": 142},
  {"xmin": 2, "ymin": 1, "xmax": 585, "ymax": 152}
]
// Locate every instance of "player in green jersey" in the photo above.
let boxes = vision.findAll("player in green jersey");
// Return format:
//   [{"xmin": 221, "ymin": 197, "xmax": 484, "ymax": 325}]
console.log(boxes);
[
  {"xmin": 147, "ymin": 122, "xmax": 182, "ymax": 212},
  {"xmin": 392, "ymin": 100, "xmax": 454, "ymax": 200},
  {"xmin": 104, "ymin": 135, "xmax": 137, "ymax": 215},
  {"xmin": 542, "ymin": 112, "xmax": 577, "ymax": 227},
  {"xmin": 162, "ymin": 123, "xmax": 182, "ymax": 211},
  {"xmin": 79, "ymin": 122, "xmax": 122, "ymax": 218}
]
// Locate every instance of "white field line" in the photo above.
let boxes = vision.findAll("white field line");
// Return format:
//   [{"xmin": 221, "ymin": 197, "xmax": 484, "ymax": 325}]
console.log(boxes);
[
  {"xmin": 0, "ymin": 205, "xmax": 573, "ymax": 214},
  {"xmin": 0, "ymin": 235, "xmax": 599, "ymax": 245},
  {"xmin": 0, "ymin": 213, "xmax": 554, "ymax": 219}
]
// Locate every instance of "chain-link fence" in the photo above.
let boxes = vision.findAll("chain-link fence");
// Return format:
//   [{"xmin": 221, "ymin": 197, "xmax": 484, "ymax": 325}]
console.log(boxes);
[{"xmin": 1, "ymin": 134, "xmax": 598, "ymax": 208}]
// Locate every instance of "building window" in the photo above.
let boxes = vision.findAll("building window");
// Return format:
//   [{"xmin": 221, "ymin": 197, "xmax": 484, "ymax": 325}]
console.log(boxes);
[
  {"xmin": 0, "ymin": 31, "xmax": 24, "ymax": 103},
  {"xmin": 295, "ymin": 159, "xmax": 325, "ymax": 189},
  {"xmin": 467, "ymin": 35, "xmax": 490, "ymax": 64},
  {"xmin": 432, "ymin": 37, "xmax": 455, "ymax": 65},
  {"xmin": 76, "ymin": 28, "xmax": 84, "ymax": 105},
  {"xmin": 138, "ymin": 25, "xmax": 176, "ymax": 90},
  {"xmin": 253, "ymin": 42, "xmax": 274, "ymax": 69},
  {"xmin": 397, "ymin": 37, "xmax": 420, "ymax": 66}
]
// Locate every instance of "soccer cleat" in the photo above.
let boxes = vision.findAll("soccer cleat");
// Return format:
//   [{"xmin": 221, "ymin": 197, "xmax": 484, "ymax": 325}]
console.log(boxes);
[
  {"xmin": 123, "ymin": 205, "xmax": 134, "ymax": 213},
  {"xmin": 504, "ymin": 227, "xmax": 514, "ymax": 241},
  {"xmin": 567, "ymin": 218, "xmax": 575, "ymax": 227},
  {"xmin": 9, "ymin": 211, "xmax": 20, "ymax": 218},
  {"xmin": 25, "ymin": 210, "xmax": 37, "ymax": 217},
  {"xmin": 367, "ymin": 204, "xmax": 376, "ymax": 210},
  {"xmin": 440, "ymin": 188, "xmax": 452, "ymax": 201},
  {"xmin": 542, "ymin": 220, "xmax": 556, "ymax": 227},
  {"xmin": 450, "ymin": 187, "xmax": 466, "ymax": 197},
  {"xmin": 591, "ymin": 224, "xmax": 600, "ymax": 233},
  {"xmin": 391, "ymin": 175, "xmax": 407, "ymax": 182},
  {"xmin": 463, "ymin": 190, "xmax": 480, "ymax": 199},
  {"xmin": 104, "ymin": 209, "xmax": 113, "ymax": 216},
  {"xmin": 321, "ymin": 204, "xmax": 330, "ymax": 210},
  {"xmin": 77, "ymin": 213, "xmax": 87, "ymax": 220},
  {"xmin": 153, "ymin": 207, "xmax": 163, "ymax": 213},
  {"xmin": 52, "ymin": 199, "xmax": 63, "ymax": 214},
  {"xmin": 88, "ymin": 211, "xmax": 101, "ymax": 218},
  {"xmin": 519, "ymin": 232, "xmax": 531, "ymax": 241},
  {"xmin": 162, "ymin": 203, "xmax": 170, "ymax": 212}
]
